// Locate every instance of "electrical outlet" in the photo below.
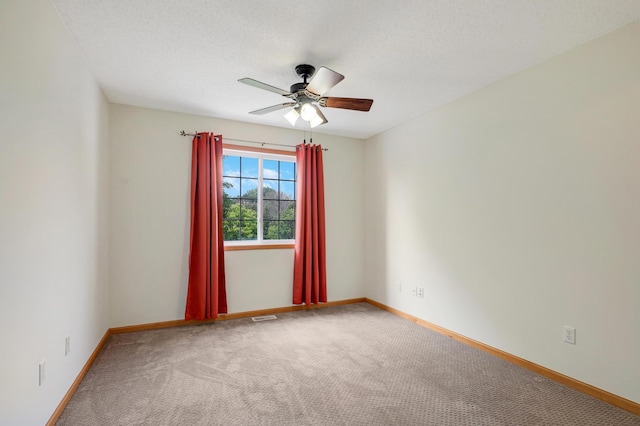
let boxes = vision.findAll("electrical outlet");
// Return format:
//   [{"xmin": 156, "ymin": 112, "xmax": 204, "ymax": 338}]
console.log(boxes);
[
  {"xmin": 65, "ymin": 336, "xmax": 71, "ymax": 355},
  {"xmin": 417, "ymin": 287, "xmax": 424, "ymax": 298},
  {"xmin": 563, "ymin": 326, "xmax": 576, "ymax": 344},
  {"xmin": 39, "ymin": 360, "xmax": 46, "ymax": 386}
]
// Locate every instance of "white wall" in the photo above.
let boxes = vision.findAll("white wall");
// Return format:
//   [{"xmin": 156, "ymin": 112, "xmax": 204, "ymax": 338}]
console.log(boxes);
[
  {"xmin": 4, "ymin": 0, "xmax": 635, "ymax": 421},
  {"xmin": 364, "ymin": 22, "xmax": 640, "ymax": 403},
  {"xmin": 109, "ymin": 104, "xmax": 365, "ymax": 327},
  {"xmin": 0, "ymin": 0, "xmax": 110, "ymax": 424}
]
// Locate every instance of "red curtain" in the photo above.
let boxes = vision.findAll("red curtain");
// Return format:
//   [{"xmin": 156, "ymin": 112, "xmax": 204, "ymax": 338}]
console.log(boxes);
[
  {"xmin": 293, "ymin": 143, "xmax": 327, "ymax": 305},
  {"xmin": 185, "ymin": 133, "xmax": 227, "ymax": 320}
]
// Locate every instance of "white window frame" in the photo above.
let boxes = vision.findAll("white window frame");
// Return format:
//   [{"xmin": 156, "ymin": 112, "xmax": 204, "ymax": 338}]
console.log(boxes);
[{"xmin": 222, "ymin": 145, "xmax": 296, "ymax": 250}]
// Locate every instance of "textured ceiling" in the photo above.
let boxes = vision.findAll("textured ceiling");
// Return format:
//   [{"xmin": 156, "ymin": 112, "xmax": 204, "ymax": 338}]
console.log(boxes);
[{"xmin": 52, "ymin": 0, "xmax": 640, "ymax": 139}]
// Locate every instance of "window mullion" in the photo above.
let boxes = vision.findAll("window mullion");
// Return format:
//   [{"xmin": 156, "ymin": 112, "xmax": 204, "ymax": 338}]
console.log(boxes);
[{"xmin": 257, "ymin": 156, "xmax": 263, "ymax": 241}]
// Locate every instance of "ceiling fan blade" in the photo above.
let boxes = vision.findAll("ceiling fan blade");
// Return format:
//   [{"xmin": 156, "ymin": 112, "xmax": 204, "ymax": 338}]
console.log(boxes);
[
  {"xmin": 305, "ymin": 67, "xmax": 344, "ymax": 96},
  {"xmin": 321, "ymin": 97, "xmax": 373, "ymax": 111},
  {"xmin": 249, "ymin": 102, "xmax": 297, "ymax": 115},
  {"xmin": 238, "ymin": 78, "xmax": 291, "ymax": 96}
]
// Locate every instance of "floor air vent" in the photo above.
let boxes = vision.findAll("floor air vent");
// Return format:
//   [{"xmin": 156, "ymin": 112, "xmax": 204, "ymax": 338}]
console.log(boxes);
[{"xmin": 251, "ymin": 315, "xmax": 277, "ymax": 322}]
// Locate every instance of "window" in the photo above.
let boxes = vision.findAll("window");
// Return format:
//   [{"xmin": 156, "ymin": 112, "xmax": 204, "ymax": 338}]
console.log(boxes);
[{"xmin": 222, "ymin": 146, "xmax": 296, "ymax": 247}]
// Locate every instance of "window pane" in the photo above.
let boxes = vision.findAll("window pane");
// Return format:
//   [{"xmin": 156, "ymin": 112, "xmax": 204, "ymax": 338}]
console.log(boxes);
[
  {"xmin": 280, "ymin": 181, "xmax": 295, "ymax": 200},
  {"xmin": 263, "ymin": 220, "xmax": 279, "ymax": 240},
  {"xmin": 280, "ymin": 161, "xmax": 295, "ymax": 180},
  {"xmin": 241, "ymin": 178, "xmax": 258, "ymax": 198},
  {"xmin": 223, "ymin": 156, "xmax": 240, "ymax": 177},
  {"xmin": 223, "ymin": 219, "xmax": 241, "ymax": 241},
  {"xmin": 223, "ymin": 196, "xmax": 243, "ymax": 241},
  {"xmin": 279, "ymin": 220, "xmax": 295, "ymax": 239},
  {"xmin": 263, "ymin": 199, "xmax": 278, "ymax": 221},
  {"xmin": 223, "ymin": 177, "xmax": 240, "ymax": 198},
  {"xmin": 263, "ymin": 179, "xmax": 279, "ymax": 199},
  {"xmin": 240, "ymin": 220, "xmax": 258, "ymax": 240},
  {"xmin": 223, "ymin": 198, "xmax": 240, "ymax": 219},
  {"xmin": 263, "ymin": 160, "xmax": 279, "ymax": 180},
  {"xmin": 280, "ymin": 200, "xmax": 295, "ymax": 220},
  {"xmin": 241, "ymin": 157, "xmax": 258, "ymax": 178},
  {"xmin": 241, "ymin": 198, "xmax": 257, "ymax": 215}
]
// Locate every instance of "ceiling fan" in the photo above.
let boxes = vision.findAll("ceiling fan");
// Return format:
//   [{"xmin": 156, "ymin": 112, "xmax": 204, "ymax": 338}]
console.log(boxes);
[{"xmin": 238, "ymin": 64, "xmax": 373, "ymax": 128}]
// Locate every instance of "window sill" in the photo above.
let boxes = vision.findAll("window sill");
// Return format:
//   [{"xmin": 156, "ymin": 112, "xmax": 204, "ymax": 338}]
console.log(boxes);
[{"xmin": 224, "ymin": 243, "xmax": 295, "ymax": 251}]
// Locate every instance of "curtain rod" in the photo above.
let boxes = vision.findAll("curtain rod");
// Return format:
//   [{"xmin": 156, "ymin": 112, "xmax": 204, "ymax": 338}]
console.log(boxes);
[{"xmin": 179, "ymin": 130, "xmax": 328, "ymax": 151}]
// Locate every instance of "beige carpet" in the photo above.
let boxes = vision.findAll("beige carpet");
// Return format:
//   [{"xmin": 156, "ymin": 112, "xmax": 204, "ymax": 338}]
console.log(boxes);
[{"xmin": 57, "ymin": 303, "xmax": 640, "ymax": 425}]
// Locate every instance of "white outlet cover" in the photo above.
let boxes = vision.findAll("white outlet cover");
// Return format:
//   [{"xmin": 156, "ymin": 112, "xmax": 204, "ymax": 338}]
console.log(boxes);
[{"xmin": 563, "ymin": 326, "xmax": 576, "ymax": 344}]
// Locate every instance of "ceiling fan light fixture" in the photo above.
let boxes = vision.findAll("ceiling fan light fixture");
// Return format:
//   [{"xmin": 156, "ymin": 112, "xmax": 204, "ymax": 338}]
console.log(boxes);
[
  {"xmin": 309, "ymin": 105, "xmax": 327, "ymax": 128},
  {"xmin": 284, "ymin": 107, "xmax": 300, "ymax": 126},
  {"xmin": 309, "ymin": 115, "xmax": 324, "ymax": 128},
  {"xmin": 300, "ymin": 102, "xmax": 317, "ymax": 122}
]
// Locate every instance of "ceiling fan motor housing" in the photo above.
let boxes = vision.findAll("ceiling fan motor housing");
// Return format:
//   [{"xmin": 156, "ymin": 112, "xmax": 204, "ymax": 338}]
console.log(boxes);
[
  {"xmin": 292, "ymin": 64, "xmax": 317, "ymax": 102},
  {"xmin": 295, "ymin": 64, "xmax": 316, "ymax": 81},
  {"xmin": 290, "ymin": 82, "xmax": 307, "ymax": 94}
]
